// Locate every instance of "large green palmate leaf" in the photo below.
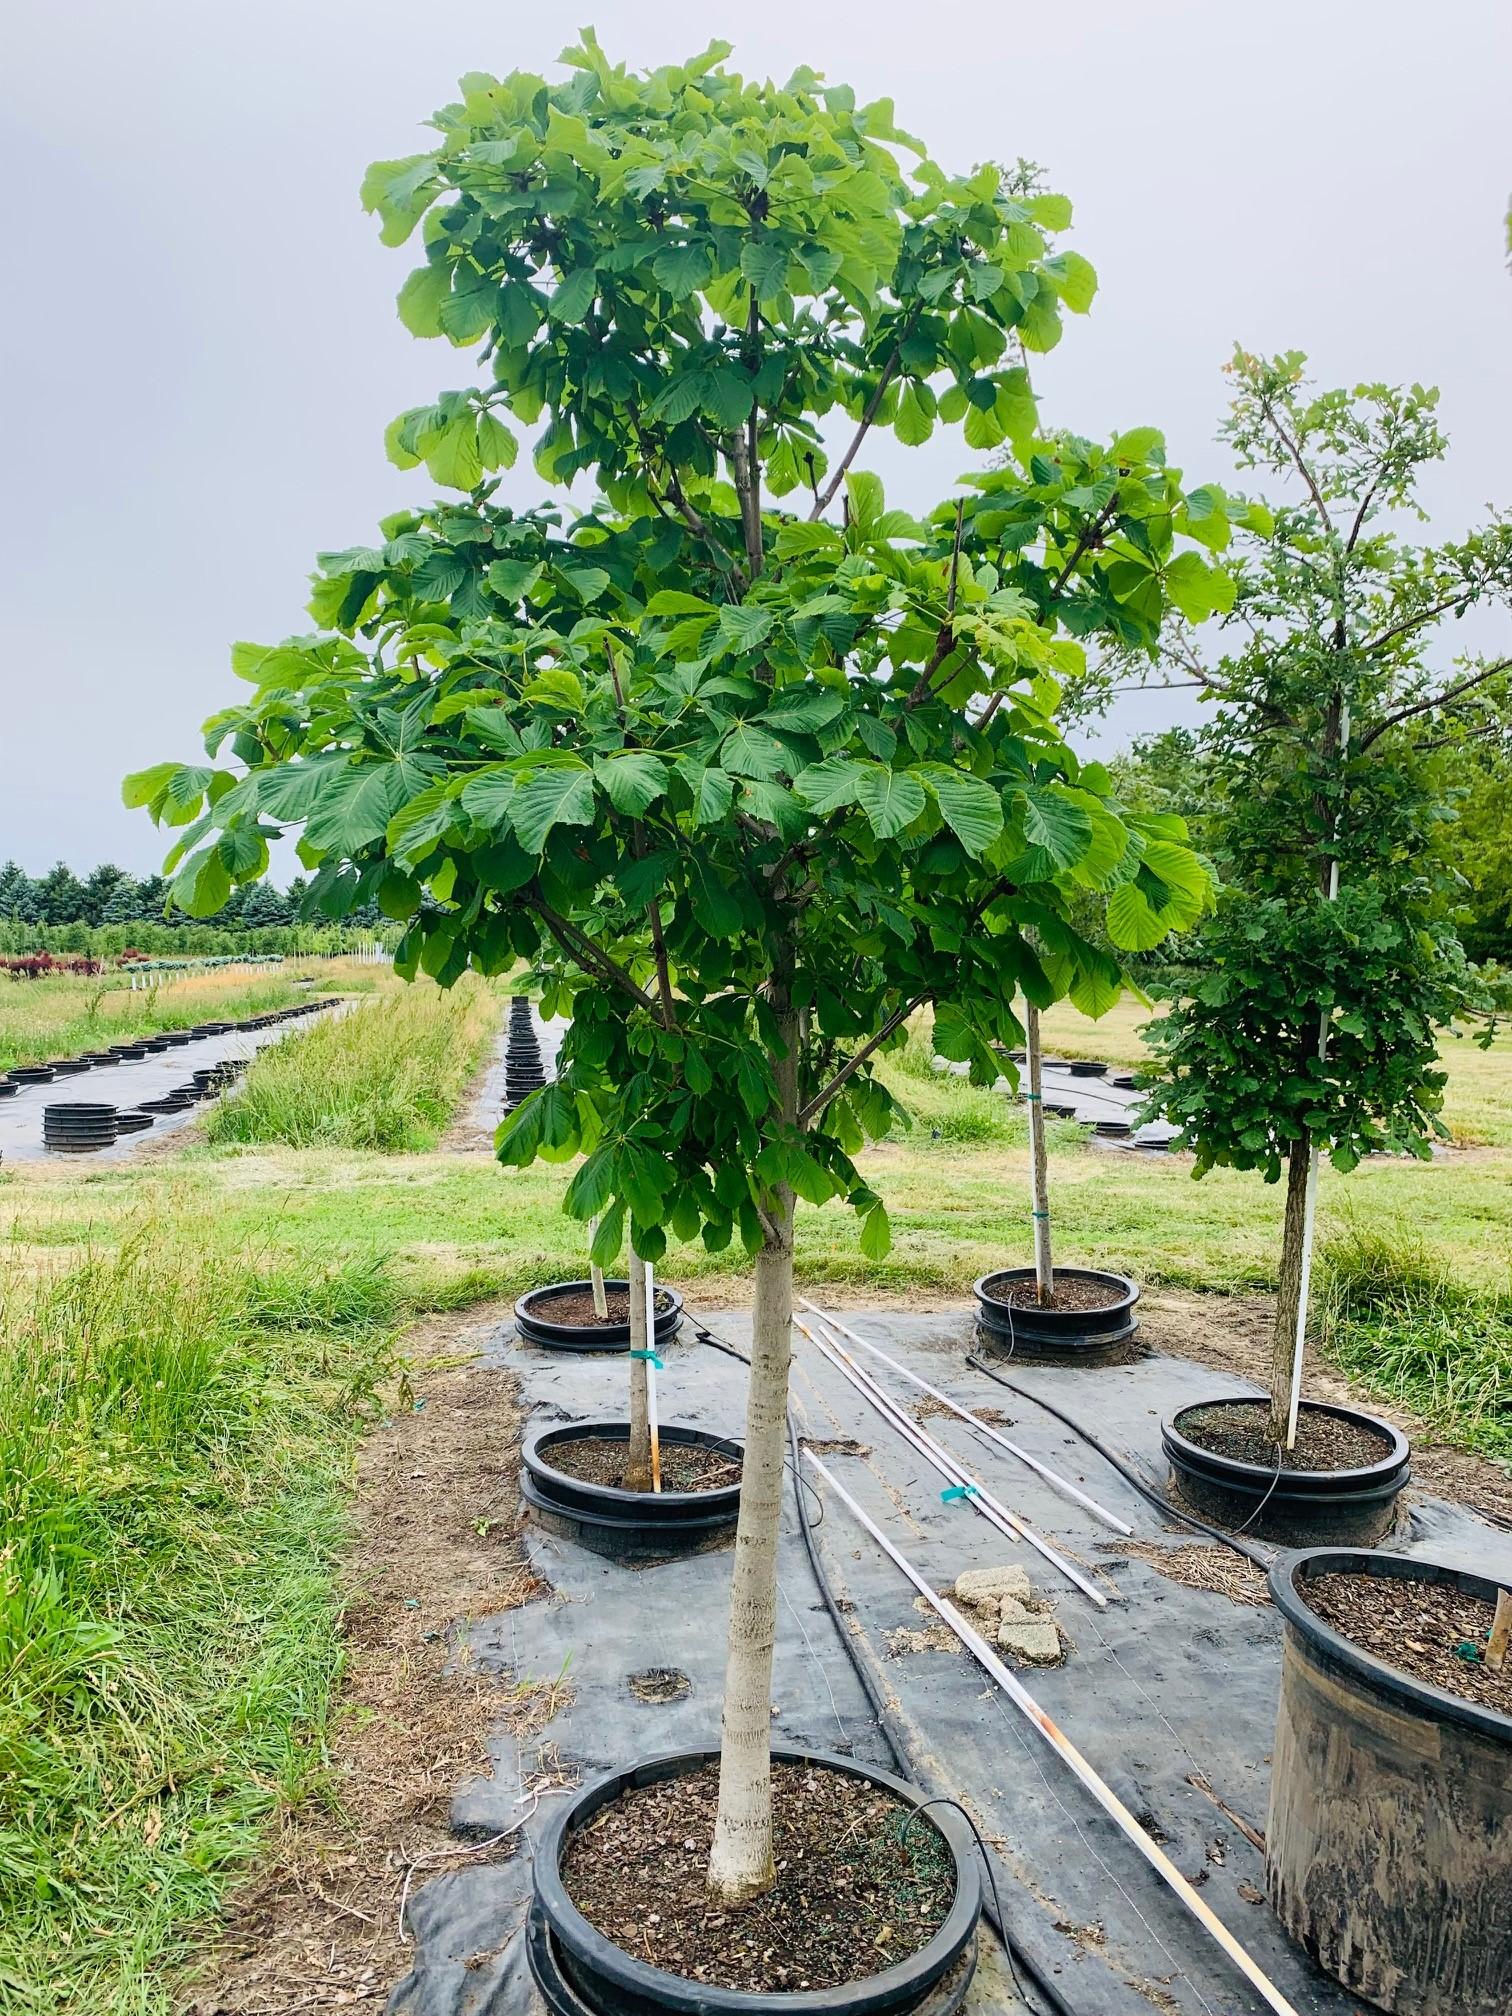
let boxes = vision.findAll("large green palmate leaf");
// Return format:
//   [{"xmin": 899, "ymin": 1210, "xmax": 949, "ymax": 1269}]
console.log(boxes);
[
  {"xmin": 508, "ymin": 765, "xmax": 597, "ymax": 853},
  {"xmin": 1017, "ymin": 783, "xmax": 1093, "ymax": 868},
  {"xmin": 919, "ymin": 766, "xmax": 1003, "ymax": 856}
]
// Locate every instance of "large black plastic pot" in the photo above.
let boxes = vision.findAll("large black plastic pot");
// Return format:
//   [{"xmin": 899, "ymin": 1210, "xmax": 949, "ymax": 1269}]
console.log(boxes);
[
  {"xmin": 0, "ymin": 1082, "xmax": 17, "ymax": 1099},
  {"xmin": 47, "ymin": 1058, "xmax": 93, "ymax": 1076},
  {"xmin": 515, "ymin": 1279, "xmax": 683, "ymax": 1352},
  {"xmin": 43, "ymin": 1102, "xmax": 119, "ymax": 1153},
  {"xmin": 7, "ymin": 1065, "xmax": 57, "ymax": 1085},
  {"xmin": 1162, "ymin": 1397, "xmax": 1409, "ymax": 1544},
  {"xmin": 1267, "ymin": 1548, "xmax": 1512, "ymax": 2013},
  {"xmin": 973, "ymin": 1267, "xmax": 1139, "ymax": 1362},
  {"xmin": 114, "ymin": 1111, "xmax": 155, "ymax": 1135},
  {"xmin": 521, "ymin": 1420, "xmax": 742, "ymax": 1560},
  {"xmin": 529, "ymin": 1747, "xmax": 980, "ymax": 2016}
]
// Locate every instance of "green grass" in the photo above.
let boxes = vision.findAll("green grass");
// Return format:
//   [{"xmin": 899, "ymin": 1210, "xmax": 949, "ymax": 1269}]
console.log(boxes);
[
  {"xmin": 1321, "ymin": 1219, "xmax": 1512, "ymax": 1465},
  {"xmin": 0, "ymin": 958, "xmax": 393, "ymax": 1075},
  {"xmin": 206, "ymin": 978, "xmax": 499, "ymax": 1152},
  {"xmin": 0, "ymin": 1232, "xmax": 402, "ymax": 2015}
]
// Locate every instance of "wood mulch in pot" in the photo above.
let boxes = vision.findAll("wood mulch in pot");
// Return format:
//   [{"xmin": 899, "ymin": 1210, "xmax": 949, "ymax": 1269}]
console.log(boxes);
[
  {"xmin": 529, "ymin": 1286, "xmax": 673, "ymax": 1326},
  {"xmin": 1299, "ymin": 1571, "xmax": 1512, "ymax": 1714},
  {"xmin": 994, "ymin": 1273, "xmax": 1127, "ymax": 1312},
  {"xmin": 559, "ymin": 1760, "xmax": 955, "ymax": 1992},
  {"xmin": 1178, "ymin": 1401, "xmax": 1392, "ymax": 1471},
  {"xmin": 546, "ymin": 1434, "xmax": 741, "ymax": 1493}
]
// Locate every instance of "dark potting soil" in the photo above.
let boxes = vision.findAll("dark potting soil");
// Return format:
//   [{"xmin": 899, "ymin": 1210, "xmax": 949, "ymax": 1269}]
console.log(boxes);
[
  {"xmin": 1300, "ymin": 1572, "xmax": 1512, "ymax": 1715},
  {"xmin": 559, "ymin": 1760, "xmax": 955, "ymax": 1993},
  {"xmin": 530, "ymin": 1286, "xmax": 673, "ymax": 1327},
  {"xmin": 999, "ymin": 1274, "xmax": 1126, "ymax": 1312},
  {"xmin": 1179, "ymin": 1402, "xmax": 1392, "ymax": 1472},
  {"xmin": 546, "ymin": 1435, "xmax": 742, "ymax": 1494}
]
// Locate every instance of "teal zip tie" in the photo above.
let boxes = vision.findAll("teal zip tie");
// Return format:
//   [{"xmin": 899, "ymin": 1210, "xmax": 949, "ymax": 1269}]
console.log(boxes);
[
  {"xmin": 628, "ymin": 1349, "xmax": 664, "ymax": 1369},
  {"xmin": 1023, "ymin": 1091, "xmax": 1042, "ymax": 1101},
  {"xmin": 940, "ymin": 1482, "xmax": 980, "ymax": 1503},
  {"xmin": 1031, "ymin": 1210, "xmax": 1050, "ymax": 1219}
]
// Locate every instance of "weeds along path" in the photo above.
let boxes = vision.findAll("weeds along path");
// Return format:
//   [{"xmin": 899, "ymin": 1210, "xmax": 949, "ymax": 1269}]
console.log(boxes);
[
  {"xmin": 206, "ymin": 978, "xmax": 502, "ymax": 1153},
  {"xmin": 178, "ymin": 1300, "xmax": 550, "ymax": 2016}
]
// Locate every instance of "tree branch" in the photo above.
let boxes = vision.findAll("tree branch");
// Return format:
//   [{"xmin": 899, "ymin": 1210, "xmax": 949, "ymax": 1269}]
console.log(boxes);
[
  {"xmin": 905, "ymin": 503, "xmax": 966, "ymax": 709},
  {"xmin": 1046, "ymin": 492, "xmax": 1120, "ymax": 602},
  {"xmin": 1257, "ymin": 393, "xmax": 1332, "ymax": 533},
  {"xmin": 1356, "ymin": 658, "xmax": 1512, "ymax": 752},
  {"xmin": 527, "ymin": 891, "xmax": 660, "ymax": 1016},
  {"xmin": 1362, "ymin": 590, "xmax": 1489, "ymax": 658},
  {"xmin": 808, "ymin": 316, "xmax": 917, "ymax": 521},
  {"xmin": 796, "ymin": 991, "xmax": 931, "ymax": 1128}
]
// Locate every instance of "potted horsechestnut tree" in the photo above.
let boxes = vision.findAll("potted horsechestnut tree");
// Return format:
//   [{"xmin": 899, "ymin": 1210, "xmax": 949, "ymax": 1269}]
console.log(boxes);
[{"xmin": 129, "ymin": 38, "xmax": 1217, "ymax": 2009}]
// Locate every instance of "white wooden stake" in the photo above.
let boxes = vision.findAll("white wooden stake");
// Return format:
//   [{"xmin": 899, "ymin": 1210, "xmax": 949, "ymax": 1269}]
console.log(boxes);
[
  {"xmin": 1024, "ymin": 1001, "xmax": 1053, "ymax": 1302},
  {"xmin": 1285, "ymin": 700, "xmax": 1350, "ymax": 1451},
  {"xmin": 805, "ymin": 1450, "xmax": 1303, "ymax": 2016},
  {"xmin": 644, "ymin": 1256, "xmax": 662, "ymax": 1492}
]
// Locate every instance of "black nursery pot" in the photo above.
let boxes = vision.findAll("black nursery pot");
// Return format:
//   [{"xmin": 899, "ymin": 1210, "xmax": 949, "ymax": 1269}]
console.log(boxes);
[
  {"xmin": 8, "ymin": 1065, "xmax": 58, "ymax": 1084},
  {"xmin": 43, "ymin": 1102, "xmax": 119, "ymax": 1152},
  {"xmin": 529, "ymin": 1747, "xmax": 980, "ymax": 2016},
  {"xmin": 1161, "ymin": 1397, "xmax": 1410, "ymax": 1544},
  {"xmin": 521, "ymin": 1420, "xmax": 742, "ymax": 1560},
  {"xmin": 1266, "ymin": 1549, "xmax": 1512, "ymax": 2014},
  {"xmin": 514, "ymin": 1278, "xmax": 683, "ymax": 1352},
  {"xmin": 973, "ymin": 1266, "xmax": 1139, "ymax": 1362}
]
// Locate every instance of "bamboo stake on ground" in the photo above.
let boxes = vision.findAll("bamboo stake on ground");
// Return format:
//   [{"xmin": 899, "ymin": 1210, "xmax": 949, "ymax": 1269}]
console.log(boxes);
[
  {"xmin": 799, "ymin": 1298, "xmax": 1132, "ymax": 1536},
  {"xmin": 804, "ymin": 1449, "xmax": 1303, "ymax": 2016},
  {"xmin": 794, "ymin": 1317, "xmax": 1108, "ymax": 1609}
]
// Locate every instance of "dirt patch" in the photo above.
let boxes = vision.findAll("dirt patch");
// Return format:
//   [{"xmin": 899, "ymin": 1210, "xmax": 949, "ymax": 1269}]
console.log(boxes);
[
  {"xmin": 628, "ymin": 1666, "xmax": 693, "ymax": 1703},
  {"xmin": 546, "ymin": 1434, "xmax": 741, "ymax": 1493},
  {"xmin": 991, "ymin": 1273, "xmax": 1127, "ymax": 1312},
  {"xmin": 528, "ymin": 1285, "xmax": 675, "ymax": 1326},
  {"xmin": 1300, "ymin": 1571, "xmax": 1512, "ymax": 1713},
  {"xmin": 1140, "ymin": 1289, "xmax": 1512, "ymax": 1529},
  {"xmin": 1175, "ymin": 1399, "xmax": 1392, "ymax": 1472},
  {"xmin": 180, "ymin": 1299, "xmax": 554, "ymax": 2015},
  {"xmin": 1100, "ymin": 1540, "xmax": 1271, "ymax": 1607},
  {"xmin": 559, "ymin": 1760, "xmax": 955, "ymax": 1993},
  {"xmin": 912, "ymin": 1395, "xmax": 1013, "ymax": 1428}
]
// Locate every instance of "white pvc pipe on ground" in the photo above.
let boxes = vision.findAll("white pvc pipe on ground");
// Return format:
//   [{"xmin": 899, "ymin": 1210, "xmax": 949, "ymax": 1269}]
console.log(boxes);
[
  {"xmin": 804, "ymin": 1449, "xmax": 1302, "ymax": 2016},
  {"xmin": 794, "ymin": 1317, "xmax": 1108, "ymax": 1610},
  {"xmin": 799, "ymin": 1298, "xmax": 1132, "ymax": 1535}
]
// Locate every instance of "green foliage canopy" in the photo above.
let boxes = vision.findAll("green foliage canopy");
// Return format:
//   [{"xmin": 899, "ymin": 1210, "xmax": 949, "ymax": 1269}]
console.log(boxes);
[
  {"xmin": 1149, "ymin": 351, "xmax": 1512, "ymax": 1179},
  {"xmin": 130, "ymin": 38, "xmax": 1224, "ymax": 1264}
]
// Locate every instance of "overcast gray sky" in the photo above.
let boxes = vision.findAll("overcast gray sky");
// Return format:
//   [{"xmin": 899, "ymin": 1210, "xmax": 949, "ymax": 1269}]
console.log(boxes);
[{"xmin": 3, "ymin": 0, "xmax": 1509, "ymax": 877}]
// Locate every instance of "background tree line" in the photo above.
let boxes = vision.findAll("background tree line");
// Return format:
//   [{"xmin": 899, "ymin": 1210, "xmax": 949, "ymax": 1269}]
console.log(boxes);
[{"xmin": 0, "ymin": 860, "xmax": 388, "ymax": 959}]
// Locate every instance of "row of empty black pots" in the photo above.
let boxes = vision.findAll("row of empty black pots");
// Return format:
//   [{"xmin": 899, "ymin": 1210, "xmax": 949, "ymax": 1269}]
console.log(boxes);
[
  {"xmin": 1, "ymin": 999, "xmax": 332, "ymax": 1098},
  {"xmin": 42, "ymin": 1059, "xmax": 250, "ymax": 1152}
]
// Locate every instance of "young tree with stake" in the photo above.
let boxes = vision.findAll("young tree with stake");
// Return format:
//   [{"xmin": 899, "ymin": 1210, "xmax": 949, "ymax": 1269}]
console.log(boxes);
[
  {"xmin": 1141, "ymin": 351, "xmax": 1512, "ymax": 1443},
  {"xmin": 129, "ymin": 39, "xmax": 1221, "ymax": 1907}
]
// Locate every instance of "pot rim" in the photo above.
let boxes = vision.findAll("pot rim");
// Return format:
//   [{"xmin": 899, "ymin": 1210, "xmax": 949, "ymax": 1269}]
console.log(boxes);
[
  {"xmin": 523, "ymin": 1419, "xmax": 742, "ymax": 1509},
  {"xmin": 973, "ymin": 1265, "xmax": 1139, "ymax": 1313},
  {"xmin": 1166, "ymin": 1396, "xmax": 1409, "ymax": 1490},
  {"xmin": 533, "ymin": 1745, "xmax": 979, "ymax": 2015},
  {"xmin": 1271, "ymin": 1546, "xmax": 1512, "ymax": 1743}
]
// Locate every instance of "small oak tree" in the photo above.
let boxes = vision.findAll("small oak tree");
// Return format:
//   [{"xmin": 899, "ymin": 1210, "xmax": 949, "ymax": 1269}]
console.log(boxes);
[
  {"xmin": 1143, "ymin": 352, "xmax": 1512, "ymax": 1439},
  {"xmin": 129, "ymin": 40, "xmax": 1220, "ymax": 1903}
]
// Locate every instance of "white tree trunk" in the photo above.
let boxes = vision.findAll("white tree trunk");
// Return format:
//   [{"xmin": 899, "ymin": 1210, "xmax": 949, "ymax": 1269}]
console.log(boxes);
[
  {"xmin": 1024, "ymin": 1002, "xmax": 1054, "ymax": 1302},
  {"xmin": 707, "ymin": 996, "xmax": 798, "ymax": 1905},
  {"xmin": 1269, "ymin": 1147, "xmax": 1312, "ymax": 1444},
  {"xmin": 625, "ymin": 1247, "xmax": 651, "ymax": 1492}
]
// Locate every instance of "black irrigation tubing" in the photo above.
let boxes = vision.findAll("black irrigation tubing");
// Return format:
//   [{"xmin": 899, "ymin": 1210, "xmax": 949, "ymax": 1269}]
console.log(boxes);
[
  {"xmin": 690, "ymin": 1321, "xmax": 1081, "ymax": 2016},
  {"xmin": 965, "ymin": 1352, "xmax": 1275, "ymax": 1571}
]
